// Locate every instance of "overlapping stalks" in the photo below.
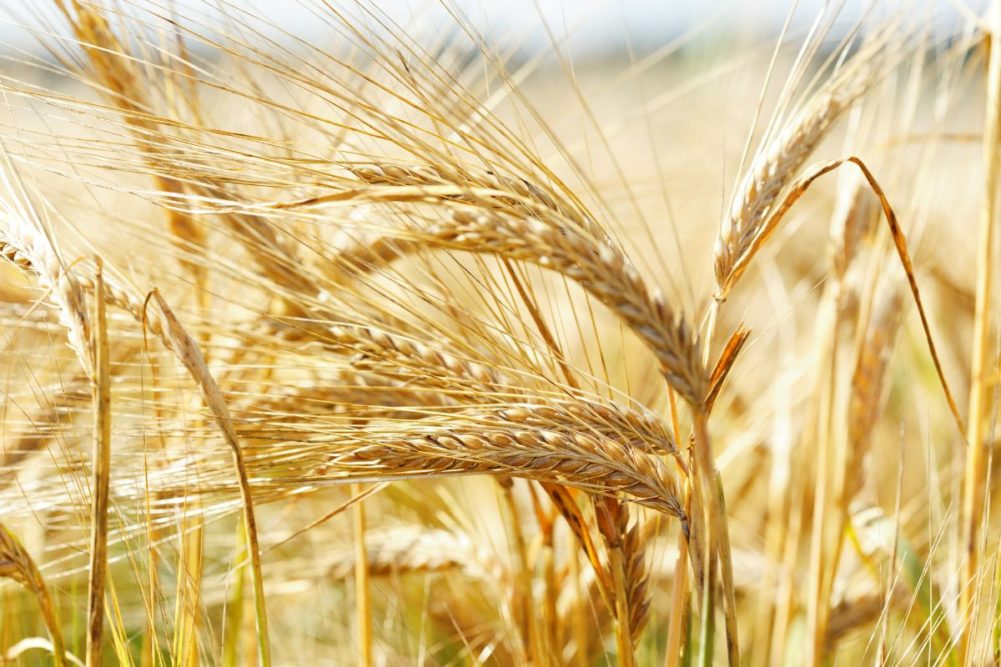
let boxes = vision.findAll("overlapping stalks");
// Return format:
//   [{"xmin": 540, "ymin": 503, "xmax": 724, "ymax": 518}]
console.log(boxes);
[{"xmin": 0, "ymin": 2, "xmax": 998, "ymax": 666}]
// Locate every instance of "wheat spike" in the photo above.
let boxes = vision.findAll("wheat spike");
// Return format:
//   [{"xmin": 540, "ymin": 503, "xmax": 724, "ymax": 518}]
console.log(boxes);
[
  {"xmin": 0, "ymin": 522, "xmax": 67, "ymax": 667},
  {"xmin": 314, "ymin": 406, "xmax": 686, "ymax": 519},
  {"xmin": 714, "ymin": 37, "xmax": 891, "ymax": 296},
  {"xmin": 408, "ymin": 209, "xmax": 707, "ymax": 403}
]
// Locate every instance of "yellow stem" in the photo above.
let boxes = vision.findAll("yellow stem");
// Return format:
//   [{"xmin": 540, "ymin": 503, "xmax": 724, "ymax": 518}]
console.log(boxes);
[
  {"xmin": 609, "ymin": 542, "xmax": 636, "ymax": 667},
  {"xmin": 962, "ymin": 9, "xmax": 1001, "ymax": 660},
  {"xmin": 86, "ymin": 261, "xmax": 111, "ymax": 667},
  {"xmin": 352, "ymin": 483, "xmax": 372, "ymax": 667}
]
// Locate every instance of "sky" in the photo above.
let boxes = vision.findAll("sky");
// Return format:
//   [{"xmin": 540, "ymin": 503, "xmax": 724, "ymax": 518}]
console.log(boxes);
[{"xmin": 0, "ymin": 0, "xmax": 984, "ymax": 58}]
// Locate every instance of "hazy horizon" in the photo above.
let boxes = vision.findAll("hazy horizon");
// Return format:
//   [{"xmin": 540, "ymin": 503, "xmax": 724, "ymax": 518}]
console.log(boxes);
[{"xmin": 0, "ymin": 0, "xmax": 978, "ymax": 61}]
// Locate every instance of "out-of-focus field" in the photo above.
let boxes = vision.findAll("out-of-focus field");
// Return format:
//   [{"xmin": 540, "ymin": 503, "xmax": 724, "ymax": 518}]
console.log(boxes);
[{"xmin": 0, "ymin": 2, "xmax": 998, "ymax": 666}]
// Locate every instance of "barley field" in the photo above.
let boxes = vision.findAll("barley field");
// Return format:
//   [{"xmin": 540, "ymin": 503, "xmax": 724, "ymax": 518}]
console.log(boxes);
[{"xmin": 0, "ymin": 1, "xmax": 998, "ymax": 665}]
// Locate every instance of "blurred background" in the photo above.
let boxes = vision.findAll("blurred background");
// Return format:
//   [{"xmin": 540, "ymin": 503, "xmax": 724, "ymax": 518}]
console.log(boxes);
[{"xmin": 0, "ymin": 0, "xmax": 977, "ymax": 59}]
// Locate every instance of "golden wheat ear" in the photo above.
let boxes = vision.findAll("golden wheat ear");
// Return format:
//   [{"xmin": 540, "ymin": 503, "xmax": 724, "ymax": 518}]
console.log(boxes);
[
  {"xmin": 0, "ymin": 522, "xmax": 68, "ymax": 667},
  {"xmin": 714, "ymin": 26, "xmax": 909, "ymax": 299}
]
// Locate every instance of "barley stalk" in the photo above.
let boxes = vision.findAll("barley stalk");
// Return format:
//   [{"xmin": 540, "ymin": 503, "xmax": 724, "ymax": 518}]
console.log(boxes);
[
  {"xmin": 268, "ymin": 196, "xmax": 706, "ymax": 401},
  {"xmin": 499, "ymin": 478, "xmax": 542, "ymax": 663},
  {"xmin": 2, "ymin": 5, "xmax": 987, "ymax": 665},
  {"xmin": 54, "ymin": 0, "xmax": 208, "ymax": 293},
  {"xmin": 413, "ymin": 209, "xmax": 706, "ymax": 403},
  {"xmin": 962, "ymin": 4, "xmax": 1001, "ymax": 658},
  {"xmin": 313, "ymin": 407, "xmax": 686, "ymax": 519},
  {"xmin": 596, "ymin": 497, "xmax": 650, "ymax": 643},
  {"xmin": 348, "ymin": 162, "xmax": 598, "ymax": 235},
  {"xmin": 715, "ymin": 43, "xmax": 883, "ymax": 297},
  {"xmin": 0, "ymin": 212, "xmax": 92, "ymax": 377},
  {"xmin": 148, "ymin": 291, "xmax": 272, "ymax": 667},
  {"xmin": 351, "ymin": 482, "xmax": 371, "ymax": 667},
  {"xmin": 85, "ymin": 260, "xmax": 111, "ymax": 667},
  {"xmin": 320, "ymin": 323, "xmax": 506, "ymax": 390},
  {"xmin": 845, "ymin": 285, "xmax": 904, "ymax": 503}
]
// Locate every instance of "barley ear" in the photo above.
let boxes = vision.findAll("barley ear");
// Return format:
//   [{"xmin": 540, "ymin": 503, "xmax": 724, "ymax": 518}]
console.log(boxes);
[{"xmin": 0, "ymin": 522, "xmax": 68, "ymax": 667}]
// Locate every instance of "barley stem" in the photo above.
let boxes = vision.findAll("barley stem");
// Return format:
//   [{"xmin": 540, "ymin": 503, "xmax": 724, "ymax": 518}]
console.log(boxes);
[
  {"xmin": 352, "ymin": 483, "xmax": 372, "ymax": 667},
  {"xmin": 85, "ymin": 260, "xmax": 111, "ymax": 667},
  {"xmin": 961, "ymin": 6, "xmax": 1001, "ymax": 659}
]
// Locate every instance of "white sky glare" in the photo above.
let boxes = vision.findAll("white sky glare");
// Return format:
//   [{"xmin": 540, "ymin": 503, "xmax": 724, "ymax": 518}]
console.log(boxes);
[{"xmin": 0, "ymin": 0, "xmax": 982, "ymax": 58}]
